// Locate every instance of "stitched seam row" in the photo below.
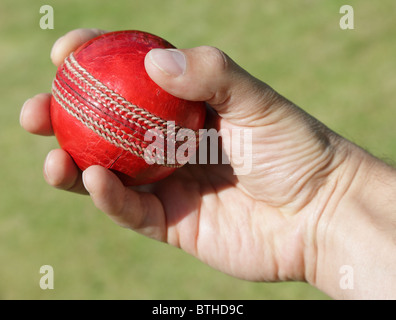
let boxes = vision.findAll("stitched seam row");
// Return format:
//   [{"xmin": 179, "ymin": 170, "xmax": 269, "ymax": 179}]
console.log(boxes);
[
  {"xmin": 53, "ymin": 78, "xmax": 182, "ymax": 168},
  {"xmin": 67, "ymin": 53, "xmax": 181, "ymax": 134}
]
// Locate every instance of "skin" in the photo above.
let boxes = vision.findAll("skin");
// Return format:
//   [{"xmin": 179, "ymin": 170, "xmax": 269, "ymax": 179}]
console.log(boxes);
[{"xmin": 20, "ymin": 29, "xmax": 396, "ymax": 299}]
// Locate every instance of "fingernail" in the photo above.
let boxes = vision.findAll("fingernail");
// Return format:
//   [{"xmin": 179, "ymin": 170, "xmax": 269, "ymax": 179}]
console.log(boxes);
[
  {"xmin": 44, "ymin": 150, "xmax": 55, "ymax": 184},
  {"xmin": 148, "ymin": 49, "xmax": 186, "ymax": 76},
  {"xmin": 19, "ymin": 98, "xmax": 31, "ymax": 127},
  {"xmin": 50, "ymin": 36, "xmax": 64, "ymax": 62},
  {"xmin": 82, "ymin": 170, "xmax": 92, "ymax": 194}
]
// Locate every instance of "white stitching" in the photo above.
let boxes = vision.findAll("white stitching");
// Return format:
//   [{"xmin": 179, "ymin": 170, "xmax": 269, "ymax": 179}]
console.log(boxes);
[
  {"xmin": 53, "ymin": 79, "xmax": 182, "ymax": 168},
  {"xmin": 62, "ymin": 54, "xmax": 197, "ymax": 145},
  {"xmin": 67, "ymin": 53, "xmax": 181, "ymax": 133},
  {"xmin": 51, "ymin": 51, "xmax": 203, "ymax": 168}
]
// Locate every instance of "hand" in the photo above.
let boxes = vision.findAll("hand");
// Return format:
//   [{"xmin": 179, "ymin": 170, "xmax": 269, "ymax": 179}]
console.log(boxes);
[{"xmin": 20, "ymin": 29, "xmax": 396, "ymax": 299}]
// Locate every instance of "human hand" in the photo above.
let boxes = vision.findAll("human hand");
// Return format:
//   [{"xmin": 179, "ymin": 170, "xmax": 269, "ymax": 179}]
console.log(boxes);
[{"xmin": 20, "ymin": 29, "xmax": 396, "ymax": 299}]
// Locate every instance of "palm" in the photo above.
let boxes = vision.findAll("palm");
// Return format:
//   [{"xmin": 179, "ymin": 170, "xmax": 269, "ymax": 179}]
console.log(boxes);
[
  {"xmin": 142, "ymin": 141, "xmax": 311, "ymax": 281},
  {"xmin": 142, "ymin": 109, "xmax": 336, "ymax": 281},
  {"xmin": 146, "ymin": 163, "xmax": 277, "ymax": 281}
]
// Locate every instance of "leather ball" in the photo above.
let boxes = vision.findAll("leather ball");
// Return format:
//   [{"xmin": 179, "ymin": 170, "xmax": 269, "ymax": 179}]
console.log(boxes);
[{"xmin": 51, "ymin": 30, "xmax": 206, "ymax": 185}]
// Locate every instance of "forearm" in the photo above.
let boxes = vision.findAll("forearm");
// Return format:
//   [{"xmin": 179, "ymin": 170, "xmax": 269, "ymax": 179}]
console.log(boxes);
[{"xmin": 314, "ymin": 144, "xmax": 396, "ymax": 299}]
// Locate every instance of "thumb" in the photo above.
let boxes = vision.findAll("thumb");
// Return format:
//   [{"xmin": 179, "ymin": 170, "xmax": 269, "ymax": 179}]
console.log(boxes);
[{"xmin": 144, "ymin": 46, "xmax": 295, "ymax": 127}]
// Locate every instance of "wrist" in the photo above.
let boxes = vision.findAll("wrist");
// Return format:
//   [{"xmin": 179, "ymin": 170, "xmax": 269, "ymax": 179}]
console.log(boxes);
[{"xmin": 313, "ymin": 143, "xmax": 396, "ymax": 299}]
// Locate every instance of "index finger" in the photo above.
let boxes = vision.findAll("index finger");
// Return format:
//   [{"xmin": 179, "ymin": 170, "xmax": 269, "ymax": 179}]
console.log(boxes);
[{"xmin": 50, "ymin": 28, "xmax": 107, "ymax": 67}]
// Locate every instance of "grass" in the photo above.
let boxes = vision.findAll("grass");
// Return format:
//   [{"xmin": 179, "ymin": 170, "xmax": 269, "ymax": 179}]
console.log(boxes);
[{"xmin": 0, "ymin": 0, "xmax": 395, "ymax": 299}]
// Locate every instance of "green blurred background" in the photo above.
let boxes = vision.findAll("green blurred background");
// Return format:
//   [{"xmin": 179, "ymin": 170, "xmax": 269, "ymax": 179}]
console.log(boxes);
[{"xmin": 1, "ymin": 0, "xmax": 395, "ymax": 299}]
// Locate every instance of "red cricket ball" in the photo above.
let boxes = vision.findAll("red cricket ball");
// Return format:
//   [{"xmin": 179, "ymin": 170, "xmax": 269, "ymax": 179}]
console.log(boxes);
[{"xmin": 50, "ymin": 30, "xmax": 206, "ymax": 185}]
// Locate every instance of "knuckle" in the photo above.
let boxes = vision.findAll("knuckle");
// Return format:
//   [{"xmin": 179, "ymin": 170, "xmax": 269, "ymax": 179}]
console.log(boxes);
[
  {"xmin": 199, "ymin": 46, "xmax": 229, "ymax": 74},
  {"xmin": 198, "ymin": 46, "xmax": 231, "ymax": 106}
]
